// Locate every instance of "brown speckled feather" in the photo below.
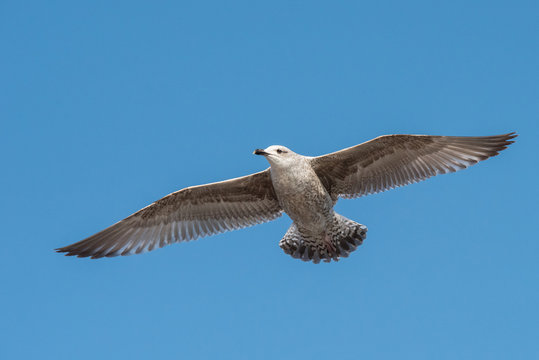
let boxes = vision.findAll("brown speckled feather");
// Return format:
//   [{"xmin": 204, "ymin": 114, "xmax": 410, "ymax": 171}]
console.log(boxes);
[
  {"xmin": 56, "ymin": 169, "xmax": 282, "ymax": 258},
  {"xmin": 311, "ymin": 133, "xmax": 517, "ymax": 198}
]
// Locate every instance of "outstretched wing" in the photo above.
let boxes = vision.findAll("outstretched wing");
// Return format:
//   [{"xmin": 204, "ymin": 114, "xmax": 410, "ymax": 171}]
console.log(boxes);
[
  {"xmin": 311, "ymin": 133, "xmax": 517, "ymax": 199},
  {"xmin": 56, "ymin": 169, "xmax": 282, "ymax": 258}
]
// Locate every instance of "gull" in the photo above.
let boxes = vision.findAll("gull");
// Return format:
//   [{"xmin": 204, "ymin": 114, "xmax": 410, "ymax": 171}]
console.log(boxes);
[{"xmin": 56, "ymin": 132, "xmax": 516, "ymax": 263}]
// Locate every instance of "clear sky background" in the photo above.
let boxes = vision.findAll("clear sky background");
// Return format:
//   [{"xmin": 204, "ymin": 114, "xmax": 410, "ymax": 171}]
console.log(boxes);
[{"xmin": 1, "ymin": 1, "xmax": 537, "ymax": 359}]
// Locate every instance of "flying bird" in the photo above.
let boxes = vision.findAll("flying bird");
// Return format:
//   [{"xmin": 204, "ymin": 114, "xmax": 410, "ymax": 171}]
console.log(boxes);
[{"xmin": 57, "ymin": 132, "xmax": 516, "ymax": 263}]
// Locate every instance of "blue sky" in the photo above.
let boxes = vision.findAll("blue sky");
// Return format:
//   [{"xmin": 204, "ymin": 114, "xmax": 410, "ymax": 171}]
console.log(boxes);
[{"xmin": 1, "ymin": 1, "xmax": 537, "ymax": 359}]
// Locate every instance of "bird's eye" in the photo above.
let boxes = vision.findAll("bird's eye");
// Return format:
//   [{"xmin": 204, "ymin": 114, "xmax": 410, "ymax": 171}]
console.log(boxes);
[{"xmin": 276, "ymin": 149, "xmax": 283, "ymax": 154}]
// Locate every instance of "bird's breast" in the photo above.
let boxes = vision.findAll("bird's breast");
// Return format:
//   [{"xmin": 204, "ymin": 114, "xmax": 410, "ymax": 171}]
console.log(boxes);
[{"xmin": 270, "ymin": 163, "xmax": 333, "ymax": 230}]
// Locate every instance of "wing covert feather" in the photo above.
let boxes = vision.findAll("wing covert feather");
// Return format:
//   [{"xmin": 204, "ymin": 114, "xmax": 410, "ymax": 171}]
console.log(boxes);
[
  {"xmin": 311, "ymin": 133, "xmax": 516, "ymax": 198},
  {"xmin": 56, "ymin": 169, "xmax": 282, "ymax": 258}
]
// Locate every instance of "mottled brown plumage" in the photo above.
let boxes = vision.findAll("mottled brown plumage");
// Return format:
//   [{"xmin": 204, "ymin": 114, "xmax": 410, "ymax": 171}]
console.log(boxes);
[
  {"xmin": 57, "ymin": 170, "xmax": 282, "ymax": 258},
  {"xmin": 57, "ymin": 132, "xmax": 516, "ymax": 262},
  {"xmin": 312, "ymin": 133, "xmax": 516, "ymax": 198}
]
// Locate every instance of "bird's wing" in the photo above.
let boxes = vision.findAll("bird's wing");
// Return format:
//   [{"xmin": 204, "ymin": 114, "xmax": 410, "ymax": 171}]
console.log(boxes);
[
  {"xmin": 56, "ymin": 169, "xmax": 282, "ymax": 258},
  {"xmin": 310, "ymin": 133, "xmax": 517, "ymax": 199}
]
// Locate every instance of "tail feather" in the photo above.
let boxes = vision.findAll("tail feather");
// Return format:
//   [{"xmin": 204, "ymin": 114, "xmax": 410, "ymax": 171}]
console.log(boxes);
[{"xmin": 279, "ymin": 214, "xmax": 367, "ymax": 264}]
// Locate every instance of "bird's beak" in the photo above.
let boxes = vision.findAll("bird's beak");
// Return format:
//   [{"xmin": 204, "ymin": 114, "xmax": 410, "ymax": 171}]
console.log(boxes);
[{"xmin": 253, "ymin": 149, "xmax": 269, "ymax": 156}]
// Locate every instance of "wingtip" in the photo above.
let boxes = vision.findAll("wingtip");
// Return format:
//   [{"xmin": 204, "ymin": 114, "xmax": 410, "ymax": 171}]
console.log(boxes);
[
  {"xmin": 55, "ymin": 246, "xmax": 88, "ymax": 258},
  {"xmin": 501, "ymin": 132, "xmax": 518, "ymax": 146},
  {"xmin": 55, "ymin": 251, "xmax": 76, "ymax": 257}
]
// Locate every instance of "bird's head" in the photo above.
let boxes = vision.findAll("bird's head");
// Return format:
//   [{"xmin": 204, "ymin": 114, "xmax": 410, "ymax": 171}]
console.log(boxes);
[{"xmin": 253, "ymin": 145, "xmax": 298, "ymax": 166}]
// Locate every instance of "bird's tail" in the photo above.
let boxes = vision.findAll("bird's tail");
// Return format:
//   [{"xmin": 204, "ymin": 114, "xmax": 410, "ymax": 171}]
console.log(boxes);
[{"xmin": 279, "ymin": 214, "xmax": 367, "ymax": 264}]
